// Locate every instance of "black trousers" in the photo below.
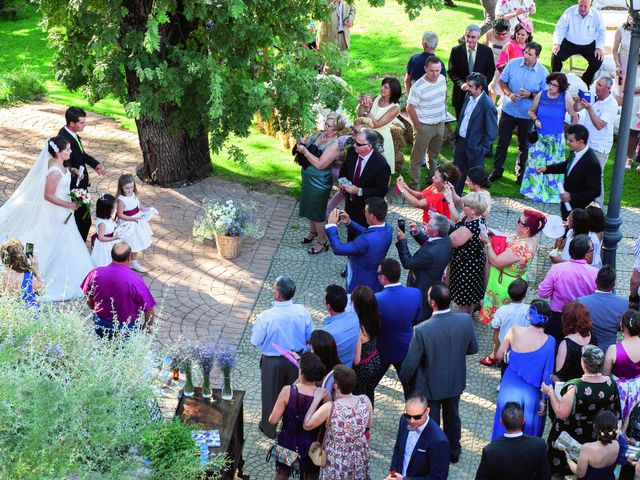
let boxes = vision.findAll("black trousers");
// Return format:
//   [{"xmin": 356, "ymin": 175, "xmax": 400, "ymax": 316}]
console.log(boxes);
[
  {"xmin": 551, "ymin": 39, "xmax": 602, "ymax": 87},
  {"xmin": 75, "ymin": 208, "xmax": 92, "ymax": 243},
  {"xmin": 428, "ymin": 395, "xmax": 461, "ymax": 459},
  {"xmin": 453, "ymin": 137, "xmax": 484, "ymax": 195},
  {"xmin": 259, "ymin": 355, "xmax": 298, "ymax": 438},
  {"xmin": 492, "ymin": 111, "xmax": 531, "ymax": 177}
]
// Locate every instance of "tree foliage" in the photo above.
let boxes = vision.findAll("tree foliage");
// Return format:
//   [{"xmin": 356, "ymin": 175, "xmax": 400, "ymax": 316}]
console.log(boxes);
[{"xmin": 34, "ymin": 0, "xmax": 440, "ymax": 183}]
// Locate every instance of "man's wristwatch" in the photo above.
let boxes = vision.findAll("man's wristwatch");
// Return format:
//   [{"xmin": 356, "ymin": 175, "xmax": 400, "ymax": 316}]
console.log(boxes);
[{"xmin": 357, "ymin": 187, "xmax": 363, "ymax": 197}]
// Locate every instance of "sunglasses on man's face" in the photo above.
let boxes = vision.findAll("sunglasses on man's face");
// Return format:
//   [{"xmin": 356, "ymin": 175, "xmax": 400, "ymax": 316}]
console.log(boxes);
[
  {"xmin": 355, "ymin": 141, "xmax": 369, "ymax": 147},
  {"xmin": 403, "ymin": 408, "xmax": 428, "ymax": 420}
]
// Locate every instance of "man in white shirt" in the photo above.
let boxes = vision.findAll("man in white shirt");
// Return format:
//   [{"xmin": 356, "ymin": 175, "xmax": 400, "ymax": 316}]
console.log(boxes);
[
  {"xmin": 575, "ymin": 76, "xmax": 618, "ymax": 206},
  {"xmin": 407, "ymin": 56, "xmax": 448, "ymax": 190},
  {"xmin": 551, "ymin": 0, "xmax": 606, "ymax": 86},
  {"xmin": 387, "ymin": 395, "xmax": 450, "ymax": 479}
]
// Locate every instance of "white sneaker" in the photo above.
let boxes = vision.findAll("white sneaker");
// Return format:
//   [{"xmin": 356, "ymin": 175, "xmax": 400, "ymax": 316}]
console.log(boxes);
[{"xmin": 130, "ymin": 261, "xmax": 146, "ymax": 273}]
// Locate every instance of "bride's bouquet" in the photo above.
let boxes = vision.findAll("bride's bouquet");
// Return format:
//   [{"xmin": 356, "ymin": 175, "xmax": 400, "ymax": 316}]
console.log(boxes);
[{"xmin": 64, "ymin": 189, "xmax": 91, "ymax": 224}]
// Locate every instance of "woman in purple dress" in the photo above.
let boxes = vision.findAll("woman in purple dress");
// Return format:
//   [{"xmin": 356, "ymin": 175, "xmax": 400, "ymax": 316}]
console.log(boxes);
[{"xmin": 269, "ymin": 352, "xmax": 327, "ymax": 480}]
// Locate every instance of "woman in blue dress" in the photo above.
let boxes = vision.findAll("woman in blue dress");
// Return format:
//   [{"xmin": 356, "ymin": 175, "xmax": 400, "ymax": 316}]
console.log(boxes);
[
  {"xmin": 0, "ymin": 238, "xmax": 41, "ymax": 307},
  {"xmin": 521, "ymin": 73, "xmax": 578, "ymax": 203},
  {"xmin": 492, "ymin": 299, "xmax": 556, "ymax": 440}
]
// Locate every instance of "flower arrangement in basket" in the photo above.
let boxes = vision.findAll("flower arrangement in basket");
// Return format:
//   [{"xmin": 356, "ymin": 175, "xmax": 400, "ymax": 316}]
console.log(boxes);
[
  {"xmin": 64, "ymin": 188, "xmax": 91, "ymax": 224},
  {"xmin": 192, "ymin": 199, "xmax": 264, "ymax": 259}
]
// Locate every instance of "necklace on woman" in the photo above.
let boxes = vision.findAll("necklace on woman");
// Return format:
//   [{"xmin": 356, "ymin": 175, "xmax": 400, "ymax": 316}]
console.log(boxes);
[{"xmin": 583, "ymin": 373, "xmax": 601, "ymax": 377}]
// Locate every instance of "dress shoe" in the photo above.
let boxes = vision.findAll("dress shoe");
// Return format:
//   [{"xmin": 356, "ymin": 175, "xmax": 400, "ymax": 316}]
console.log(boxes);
[
  {"xmin": 488, "ymin": 172, "xmax": 502, "ymax": 183},
  {"xmin": 450, "ymin": 456, "xmax": 460, "ymax": 464},
  {"xmin": 340, "ymin": 268, "xmax": 347, "ymax": 278},
  {"xmin": 516, "ymin": 174, "xmax": 523, "ymax": 185}
]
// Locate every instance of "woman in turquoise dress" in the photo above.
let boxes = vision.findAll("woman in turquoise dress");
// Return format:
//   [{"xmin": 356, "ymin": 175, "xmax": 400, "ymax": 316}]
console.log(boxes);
[
  {"xmin": 492, "ymin": 299, "xmax": 556, "ymax": 440},
  {"xmin": 521, "ymin": 73, "xmax": 578, "ymax": 203},
  {"xmin": 297, "ymin": 113, "xmax": 345, "ymax": 254}
]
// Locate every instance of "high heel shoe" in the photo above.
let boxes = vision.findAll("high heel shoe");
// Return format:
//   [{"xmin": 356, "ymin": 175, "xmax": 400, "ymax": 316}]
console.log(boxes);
[
  {"xmin": 308, "ymin": 241, "xmax": 329, "ymax": 254},
  {"xmin": 301, "ymin": 231, "xmax": 318, "ymax": 244}
]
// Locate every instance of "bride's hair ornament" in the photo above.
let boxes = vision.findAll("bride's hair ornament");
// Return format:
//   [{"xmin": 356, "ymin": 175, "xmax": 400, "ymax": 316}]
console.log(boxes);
[{"xmin": 48, "ymin": 140, "xmax": 59, "ymax": 153}]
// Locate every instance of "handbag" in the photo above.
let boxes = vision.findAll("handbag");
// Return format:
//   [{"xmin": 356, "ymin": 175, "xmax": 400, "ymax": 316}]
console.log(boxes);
[
  {"xmin": 266, "ymin": 443, "xmax": 300, "ymax": 469},
  {"xmin": 308, "ymin": 402, "xmax": 333, "ymax": 467},
  {"xmin": 528, "ymin": 124, "xmax": 539, "ymax": 144},
  {"xmin": 292, "ymin": 137, "xmax": 322, "ymax": 169}
]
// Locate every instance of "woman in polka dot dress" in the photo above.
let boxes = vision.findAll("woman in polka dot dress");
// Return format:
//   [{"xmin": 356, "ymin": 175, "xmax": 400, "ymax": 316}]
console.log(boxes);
[{"xmin": 448, "ymin": 191, "xmax": 489, "ymax": 313}]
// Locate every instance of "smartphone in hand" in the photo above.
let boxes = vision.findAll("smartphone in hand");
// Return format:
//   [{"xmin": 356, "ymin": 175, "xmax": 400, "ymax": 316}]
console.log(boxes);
[
  {"xmin": 398, "ymin": 219, "xmax": 406, "ymax": 233},
  {"xmin": 25, "ymin": 242, "xmax": 34, "ymax": 258}
]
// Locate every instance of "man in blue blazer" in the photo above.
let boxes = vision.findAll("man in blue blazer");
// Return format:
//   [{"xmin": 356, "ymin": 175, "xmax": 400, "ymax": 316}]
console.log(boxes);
[
  {"xmin": 325, "ymin": 197, "xmax": 393, "ymax": 294},
  {"xmin": 387, "ymin": 394, "xmax": 450, "ymax": 480},
  {"xmin": 452, "ymin": 72, "xmax": 497, "ymax": 194},
  {"xmin": 578, "ymin": 265, "xmax": 629, "ymax": 353},
  {"xmin": 376, "ymin": 258, "xmax": 423, "ymax": 398}
]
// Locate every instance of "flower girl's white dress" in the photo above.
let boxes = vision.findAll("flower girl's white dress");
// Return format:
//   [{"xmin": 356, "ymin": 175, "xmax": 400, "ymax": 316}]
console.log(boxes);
[
  {"xmin": 91, "ymin": 218, "xmax": 121, "ymax": 267},
  {"xmin": 118, "ymin": 194, "xmax": 153, "ymax": 252}
]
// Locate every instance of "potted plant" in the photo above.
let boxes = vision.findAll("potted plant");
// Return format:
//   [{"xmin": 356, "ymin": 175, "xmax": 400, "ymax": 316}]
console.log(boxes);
[{"xmin": 192, "ymin": 199, "xmax": 263, "ymax": 259}]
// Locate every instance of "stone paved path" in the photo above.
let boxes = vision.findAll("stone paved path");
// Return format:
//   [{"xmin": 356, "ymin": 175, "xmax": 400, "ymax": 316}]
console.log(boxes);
[{"xmin": 2, "ymin": 102, "xmax": 639, "ymax": 479}]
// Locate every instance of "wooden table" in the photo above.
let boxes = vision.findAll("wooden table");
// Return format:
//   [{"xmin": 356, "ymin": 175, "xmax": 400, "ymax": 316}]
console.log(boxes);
[{"xmin": 176, "ymin": 388, "xmax": 246, "ymax": 480}]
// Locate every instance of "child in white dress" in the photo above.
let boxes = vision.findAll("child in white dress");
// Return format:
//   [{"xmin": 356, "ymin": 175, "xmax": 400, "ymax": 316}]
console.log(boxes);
[
  {"xmin": 91, "ymin": 194, "xmax": 121, "ymax": 268},
  {"xmin": 116, "ymin": 173, "xmax": 154, "ymax": 273}
]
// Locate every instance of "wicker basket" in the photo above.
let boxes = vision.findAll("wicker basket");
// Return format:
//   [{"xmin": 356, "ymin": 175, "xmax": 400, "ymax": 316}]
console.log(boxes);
[{"xmin": 214, "ymin": 233, "xmax": 243, "ymax": 259}]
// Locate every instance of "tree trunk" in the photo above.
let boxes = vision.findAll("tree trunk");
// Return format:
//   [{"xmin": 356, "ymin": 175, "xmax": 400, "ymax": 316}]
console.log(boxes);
[{"xmin": 135, "ymin": 114, "xmax": 212, "ymax": 187}]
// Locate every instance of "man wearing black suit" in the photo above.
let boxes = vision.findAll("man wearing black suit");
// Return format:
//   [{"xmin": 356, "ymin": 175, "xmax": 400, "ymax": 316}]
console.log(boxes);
[
  {"xmin": 452, "ymin": 73, "xmax": 498, "ymax": 194},
  {"xmin": 386, "ymin": 394, "xmax": 450, "ymax": 480},
  {"xmin": 339, "ymin": 128, "xmax": 391, "ymax": 240},
  {"xmin": 58, "ymin": 106, "xmax": 106, "ymax": 241},
  {"xmin": 399, "ymin": 283, "xmax": 478, "ymax": 464},
  {"xmin": 447, "ymin": 25, "xmax": 495, "ymax": 119},
  {"xmin": 475, "ymin": 402, "xmax": 551, "ymax": 480},
  {"xmin": 537, "ymin": 124, "xmax": 601, "ymax": 220},
  {"xmin": 396, "ymin": 213, "xmax": 452, "ymax": 320}
]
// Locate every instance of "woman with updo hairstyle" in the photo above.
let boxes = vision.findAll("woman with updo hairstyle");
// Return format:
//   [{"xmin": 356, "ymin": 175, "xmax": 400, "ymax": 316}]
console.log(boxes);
[
  {"xmin": 396, "ymin": 163, "xmax": 461, "ymax": 221},
  {"xmin": 566, "ymin": 410, "xmax": 619, "ymax": 480},
  {"xmin": 269, "ymin": 352, "xmax": 327, "ymax": 480},
  {"xmin": 603, "ymin": 310, "xmax": 640, "ymax": 422},
  {"xmin": 542, "ymin": 344, "xmax": 621, "ymax": 478},
  {"xmin": 555, "ymin": 302, "xmax": 593, "ymax": 382},
  {"xmin": 0, "ymin": 238, "xmax": 42, "ymax": 306},
  {"xmin": 478, "ymin": 208, "xmax": 546, "ymax": 326}
]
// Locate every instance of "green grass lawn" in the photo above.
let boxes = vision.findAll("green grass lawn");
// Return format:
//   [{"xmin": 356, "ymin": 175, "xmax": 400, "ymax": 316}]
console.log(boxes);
[{"xmin": 1, "ymin": 1, "xmax": 638, "ymax": 205}]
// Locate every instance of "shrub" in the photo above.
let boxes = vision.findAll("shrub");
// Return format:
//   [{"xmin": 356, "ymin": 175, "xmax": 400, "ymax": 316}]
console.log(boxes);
[{"xmin": 0, "ymin": 66, "xmax": 46, "ymax": 107}]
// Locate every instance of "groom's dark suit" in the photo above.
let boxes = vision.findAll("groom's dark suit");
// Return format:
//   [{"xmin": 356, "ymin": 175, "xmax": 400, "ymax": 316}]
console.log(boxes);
[{"xmin": 58, "ymin": 126, "xmax": 100, "ymax": 241}]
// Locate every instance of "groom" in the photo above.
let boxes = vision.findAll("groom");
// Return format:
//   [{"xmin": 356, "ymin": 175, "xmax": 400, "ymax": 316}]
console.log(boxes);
[{"xmin": 58, "ymin": 106, "xmax": 107, "ymax": 242}]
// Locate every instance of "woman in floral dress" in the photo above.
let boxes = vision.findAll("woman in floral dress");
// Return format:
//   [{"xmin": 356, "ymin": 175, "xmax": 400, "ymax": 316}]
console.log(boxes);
[
  {"xmin": 304, "ymin": 365, "xmax": 372, "ymax": 480},
  {"xmin": 541, "ymin": 345, "xmax": 621, "ymax": 478}
]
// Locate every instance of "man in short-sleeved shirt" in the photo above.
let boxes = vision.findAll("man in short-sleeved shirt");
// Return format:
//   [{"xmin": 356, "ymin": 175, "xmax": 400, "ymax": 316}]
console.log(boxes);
[
  {"xmin": 405, "ymin": 31, "xmax": 446, "ymax": 94},
  {"xmin": 491, "ymin": 42, "xmax": 548, "ymax": 184},
  {"xmin": 81, "ymin": 242, "xmax": 156, "ymax": 338},
  {"xmin": 575, "ymin": 76, "xmax": 618, "ymax": 206}
]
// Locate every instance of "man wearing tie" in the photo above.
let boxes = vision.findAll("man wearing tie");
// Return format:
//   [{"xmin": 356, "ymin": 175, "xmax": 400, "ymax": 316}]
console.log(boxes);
[
  {"xmin": 338, "ymin": 129, "xmax": 391, "ymax": 241},
  {"xmin": 537, "ymin": 124, "xmax": 601, "ymax": 220},
  {"xmin": 58, "ymin": 106, "xmax": 107, "ymax": 241}
]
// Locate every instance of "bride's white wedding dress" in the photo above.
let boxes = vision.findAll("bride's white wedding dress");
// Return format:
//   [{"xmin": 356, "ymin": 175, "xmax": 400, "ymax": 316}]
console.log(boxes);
[{"xmin": 0, "ymin": 141, "xmax": 94, "ymax": 302}]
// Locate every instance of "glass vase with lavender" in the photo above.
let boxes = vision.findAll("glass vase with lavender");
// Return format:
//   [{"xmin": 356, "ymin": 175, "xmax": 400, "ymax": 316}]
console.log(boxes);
[
  {"xmin": 216, "ymin": 345, "xmax": 237, "ymax": 401},
  {"xmin": 193, "ymin": 342, "xmax": 217, "ymax": 399}
]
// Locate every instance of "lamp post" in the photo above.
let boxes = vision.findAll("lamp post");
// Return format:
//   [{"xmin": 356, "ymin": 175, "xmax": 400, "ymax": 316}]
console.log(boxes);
[{"xmin": 602, "ymin": 3, "xmax": 640, "ymax": 268}]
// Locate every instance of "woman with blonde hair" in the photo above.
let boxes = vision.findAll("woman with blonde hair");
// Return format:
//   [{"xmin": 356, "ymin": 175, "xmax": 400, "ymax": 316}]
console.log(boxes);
[
  {"xmin": 448, "ymin": 191, "xmax": 489, "ymax": 313},
  {"xmin": 297, "ymin": 112, "xmax": 346, "ymax": 254},
  {"xmin": 0, "ymin": 238, "xmax": 42, "ymax": 306}
]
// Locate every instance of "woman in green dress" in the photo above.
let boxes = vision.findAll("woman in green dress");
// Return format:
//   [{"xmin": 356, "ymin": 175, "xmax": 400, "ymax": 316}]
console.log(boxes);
[
  {"xmin": 296, "ymin": 113, "xmax": 345, "ymax": 254},
  {"xmin": 478, "ymin": 209, "xmax": 546, "ymax": 365}
]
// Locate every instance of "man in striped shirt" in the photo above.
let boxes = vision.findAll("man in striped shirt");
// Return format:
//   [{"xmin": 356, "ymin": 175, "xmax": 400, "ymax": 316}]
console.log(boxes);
[{"xmin": 406, "ymin": 56, "xmax": 447, "ymax": 190}]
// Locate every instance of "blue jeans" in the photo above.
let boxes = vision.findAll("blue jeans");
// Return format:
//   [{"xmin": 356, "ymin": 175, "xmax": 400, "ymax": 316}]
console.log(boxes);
[{"xmin": 93, "ymin": 313, "xmax": 136, "ymax": 339}]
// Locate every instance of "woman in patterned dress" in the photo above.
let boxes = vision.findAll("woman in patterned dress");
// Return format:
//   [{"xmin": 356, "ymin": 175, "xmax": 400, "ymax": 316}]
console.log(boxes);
[
  {"xmin": 448, "ymin": 191, "xmax": 489, "ymax": 313},
  {"xmin": 521, "ymin": 73, "xmax": 578, "ymax": 204},
  {"xmin": 477, "ymin": 208, "xmax": 545, "ymax": 364},
  {"xmin": 304, "ymin": 365, "xmax": 372, "ymax": 480},
  {"xmin": 351, "ymin": 285, "xmax": 385, "ymax": 407},
  {"xmin": 541, "ymin": 345, "xmax": 621, "ymax": 479}
]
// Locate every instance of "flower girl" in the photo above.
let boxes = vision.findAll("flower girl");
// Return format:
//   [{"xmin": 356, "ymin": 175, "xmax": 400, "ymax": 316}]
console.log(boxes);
[
  {"xmin": 116, "ymin": 174, "xmax": 154, "ymax": 273},
  {"xmin": 91, "ymin": 194, "xmax": 121, "ymax": 267}
]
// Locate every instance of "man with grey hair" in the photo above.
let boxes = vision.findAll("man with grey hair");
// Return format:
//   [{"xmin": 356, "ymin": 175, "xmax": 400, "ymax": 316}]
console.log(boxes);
[
  {"xmin": 448, "ymin": 24, "xmax": 495, "ymax": 118},
  {"xmin": 404, "ymin": 31, "xmax": 446, "ymax": 94},
  {"xmin": 395, "ymin": 213, "xmax": 453, "ymax": 319},
  {"xmin": 250, "ymin": 275, "xmax": 313, "ymax": 438},
  {"xmin": 574, "ymin": 75, "xmax": 618, "ymax": 206}
]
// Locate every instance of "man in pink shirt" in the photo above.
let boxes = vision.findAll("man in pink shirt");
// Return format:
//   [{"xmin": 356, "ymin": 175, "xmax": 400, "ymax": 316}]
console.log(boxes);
[
  {"xmin": 538, "ymin": 234, "xmax": 598, "ymax": 344},
  {"xmin": 82, "ymin": 242, "xmax": 156, "ymax": 339}
]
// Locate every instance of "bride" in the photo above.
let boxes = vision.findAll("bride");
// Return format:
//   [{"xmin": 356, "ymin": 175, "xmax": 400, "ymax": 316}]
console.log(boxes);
[{"xmin": 0, "ymin": 137, "xmax": 94, "ymax": 302}]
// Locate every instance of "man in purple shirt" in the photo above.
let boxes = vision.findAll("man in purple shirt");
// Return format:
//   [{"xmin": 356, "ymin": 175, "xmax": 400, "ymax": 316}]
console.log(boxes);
[
  {"xmin": 538, "ymin": 234, "xmax": 598, "ymax": 344},
  {"xmin": 81, "ymin": 242, "xmax": 156, "ymax": 339}
]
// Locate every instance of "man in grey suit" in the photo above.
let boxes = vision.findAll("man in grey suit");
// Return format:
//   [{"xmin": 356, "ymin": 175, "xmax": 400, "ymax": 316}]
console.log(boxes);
[
  {"xmin": 396, "ymin": 213, "xmax": 453, "ymax": 320},
  {"xmin": 578, "ymin": 265, "xmax": 628, "ymax": 353},
  {"xmin": 400, "ymin": 282, "xmax": 479, "ymax": 464}
]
